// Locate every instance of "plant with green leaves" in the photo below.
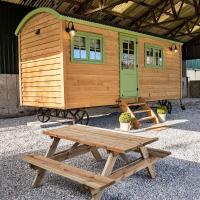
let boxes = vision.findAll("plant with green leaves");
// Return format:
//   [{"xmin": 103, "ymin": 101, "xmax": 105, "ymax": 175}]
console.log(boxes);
[
  {"xmin": 119, "ymin": 112, "xmax": 132, "ymax": 123},
  {"xmin": 157, "ymin": 105, "xmax": 168, "ymax": 114}
]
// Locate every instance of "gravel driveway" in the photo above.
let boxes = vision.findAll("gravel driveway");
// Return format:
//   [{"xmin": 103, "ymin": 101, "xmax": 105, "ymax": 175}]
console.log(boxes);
[{"xmin": 0, "ymin": 98, "xmax": 200, "ymax": 200}]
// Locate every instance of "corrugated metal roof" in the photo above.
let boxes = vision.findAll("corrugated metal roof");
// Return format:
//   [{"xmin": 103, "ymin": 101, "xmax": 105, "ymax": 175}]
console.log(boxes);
[{"xmin": 2, "ymin": 0, "xmax": 200, "ymax": 42}]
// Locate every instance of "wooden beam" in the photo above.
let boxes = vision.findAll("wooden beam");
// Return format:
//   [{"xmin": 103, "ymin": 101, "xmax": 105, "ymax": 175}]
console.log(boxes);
[
  {"xmin": 102, "ymin": 10, "xmax": 171, "ymax": 31},
  {"xmin": 165, "ymin": 14, "xmax": 200, "ymax": 36},
  {"xmin": 74, "ymin": 0, "xmax": 95, "ymax": 14},
  {"xmin": 32, "ymin": 137, "xmax": 60, "ymax": 188},
  {"xmin": 91, "ymin": 152, "xmax": 118, "ymax": 200},
  {"xmin": 156, "ymin": 0, "xmax": 170, "ymax": 23},
  {"xmin": 192, "ymin": 0, "xmax": 199, "ymax": 15},
  {"xmin": 131, "ymin": 0, "xmax": 174, "ymax": 18},
  {"xmin": 84, "ymin": 0, "xmax": 127, "ymax": 15},
  {"xmin": 177, "ymin": 0, "xmax": 185, "ymax": 17},
  {"xmin": 109, "ymin": 156, "xmax": 158, "ymax": 181},
  {"xmin": 190, "ymin": 16, "xmax": 200, "ymax": 32},
  {"xmin": 140, "ymin": 14, "xmax": 200, "ymax": 28},
  {"xmin": 102, "ymin": 152, "xmax": 118, "ymax": 176},
  {"xmin": 140, "ymin": 146, "xmax": 156, "ymax": 178},
  {"xmin": 24, "ymin": 154, "xmax": 114, "ymax": 190},
  {"xmin": 170, "ymin": 0, "xmax": 177, "ymax": 18},
  {"xmin": 51, "ymin": 144, "xmax": 97, "ymax": 161},
  {"xmin": 129, "ymin": 0, "xmax": 168, "ymax": 27},
  {"xmin": 175, "ymin": 31, "xmax": 200, "ymax": 37},
  {"xmin": 91, "ymin": 149, "xmax": 103, "ymax": 162}
]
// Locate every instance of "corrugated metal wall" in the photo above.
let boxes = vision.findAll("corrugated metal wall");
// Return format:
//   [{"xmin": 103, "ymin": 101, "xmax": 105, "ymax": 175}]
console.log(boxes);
[
  {"xmin": 0, "ymin": 2, "xmax": 31, "ymax": 74},
  {"xmin": 185, "ymin": 59, "xmax": 200, "ymax": 69},
  {"xmin": 183, "ymin": 37, "xmax": 200, "ymax": 60}
]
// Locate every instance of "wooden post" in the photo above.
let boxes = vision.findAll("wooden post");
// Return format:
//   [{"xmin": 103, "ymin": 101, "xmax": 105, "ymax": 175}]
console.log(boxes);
[
  {"xmin": 139, "ymin": 146, "xmax": 156, "ymax": 178},
  {"xmin": 91, "ymin": 149, "xmax": 102, "ymax": 162},
  {"xmin": 32, "ymin": 137, "xmax": 60, "ymax": 188},
  {"xmin": 91, "ymin": 152, "xmax": 118, "ymax": 200},
  {"xmin": 119, "ymin": 153, "xmax": 131, "ymax": 164}
]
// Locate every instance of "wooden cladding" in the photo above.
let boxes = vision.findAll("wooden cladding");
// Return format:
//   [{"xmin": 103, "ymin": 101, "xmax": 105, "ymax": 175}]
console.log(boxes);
[
  {"xmin": 62, "ymin": 22, "xmax": 119, "ymax": 109},
  {"xmin": 138, "ymin": 37, "xmax": 181, "ymax": 100},
  {"xmin": 19, "ymin": 13, "xmax": 64, "ymax": 108},
  {"xmin": 18, "ymin": 10, "xmax": 182, "ymax": 110}
]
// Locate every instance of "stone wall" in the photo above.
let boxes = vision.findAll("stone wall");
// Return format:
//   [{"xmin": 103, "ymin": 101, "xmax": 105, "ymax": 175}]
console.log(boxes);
[{"xmin": 0, "ymin": 74, "xmax": 34, "ymax": 118}]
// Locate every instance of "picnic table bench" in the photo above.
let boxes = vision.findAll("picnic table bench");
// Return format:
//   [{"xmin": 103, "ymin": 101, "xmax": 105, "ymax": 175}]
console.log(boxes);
[{"xmin": 23, "ymin": 125, "xmax": 171, "ymax": 200}]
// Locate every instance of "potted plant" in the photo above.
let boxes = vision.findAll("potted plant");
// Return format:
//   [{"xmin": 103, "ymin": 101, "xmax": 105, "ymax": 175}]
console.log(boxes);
[
  {"xmin": 119, "ymin": 112, "xmax": 132, "ymax": 131},
  {"xmin": 156, "ymin": 105, "xmax": 168, "ymax": 122}
]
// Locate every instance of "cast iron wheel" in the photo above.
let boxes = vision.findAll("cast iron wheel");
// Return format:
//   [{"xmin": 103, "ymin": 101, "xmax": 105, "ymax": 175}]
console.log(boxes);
[
  {"xmin": 158, "ymin": 100, "xmax": 172, "ymax": 114},
  {"xmin": 37, "ymin": 108, "xmax": 51, "ymax": 123},
  {"xmin": 73, "ymin": 109, "xmax": 89, "ymax": 125},
  {"xmin": 181, "ymin": 105, "xmax": 186, "ymax": 110}
]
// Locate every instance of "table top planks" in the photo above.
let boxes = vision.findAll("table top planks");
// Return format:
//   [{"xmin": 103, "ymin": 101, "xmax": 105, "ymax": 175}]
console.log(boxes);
[{"xmin": 43, "ymin": 125, "xmax": 158, "ymax": 153}]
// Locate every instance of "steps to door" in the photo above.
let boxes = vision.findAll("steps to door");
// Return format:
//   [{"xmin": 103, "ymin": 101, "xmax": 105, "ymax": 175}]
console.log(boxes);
[{"xmin": 118, "ymin": 97, "xmax": 159, "ymax": 129}]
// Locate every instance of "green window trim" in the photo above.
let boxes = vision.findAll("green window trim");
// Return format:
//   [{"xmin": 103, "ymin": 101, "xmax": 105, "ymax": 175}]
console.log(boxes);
[
  {"xmin": 144, "ymin": 44, "xmax": 164, "ymax": 68},
  {"xmin": 71, "ymin": 31, "xmax": 104, "ymax": 64}
]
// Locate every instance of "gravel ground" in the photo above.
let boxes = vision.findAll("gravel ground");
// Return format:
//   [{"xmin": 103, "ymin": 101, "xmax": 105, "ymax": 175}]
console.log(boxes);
[{"xmin": 0, "ymin": 98, "xmax": 200, "ymax": 200}]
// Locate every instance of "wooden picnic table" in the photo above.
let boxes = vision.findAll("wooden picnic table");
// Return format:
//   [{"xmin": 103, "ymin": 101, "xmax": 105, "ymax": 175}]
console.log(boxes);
[{"xmin": 23, "ymin": 125, "xmax": 171, "ymax": 200}]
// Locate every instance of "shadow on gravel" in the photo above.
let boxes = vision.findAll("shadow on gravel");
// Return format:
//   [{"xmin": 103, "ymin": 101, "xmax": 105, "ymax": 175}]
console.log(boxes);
[
  {"xmin": 0, "ymin": 115, "xmax": 36, "ymax": 128},
  {"xmin": 89, "ymin": 112, "xmax": 120, "ymax": 130},
  {"xmin": 88, "ymin": 107, "xmax": 200, "ymax": 133},
  {"xmin": 1, "ymin": 148, "xmax": 200, "ymax": 200}
]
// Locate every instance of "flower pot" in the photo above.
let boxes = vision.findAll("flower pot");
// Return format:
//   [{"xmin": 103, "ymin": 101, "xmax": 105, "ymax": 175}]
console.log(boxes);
[
  {"xmin": 157, "ymin": 113, "xmax": 167, "ymax": 122},
  {"xmin": 120, "ymin": 122, "xmax": 131, "ymax": 131}
]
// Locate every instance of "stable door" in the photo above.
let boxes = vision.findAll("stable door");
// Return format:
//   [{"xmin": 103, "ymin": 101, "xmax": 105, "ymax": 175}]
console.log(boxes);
[{"xmin": 120, "ymin": 34, "xmax": 138, "ymax": 98}]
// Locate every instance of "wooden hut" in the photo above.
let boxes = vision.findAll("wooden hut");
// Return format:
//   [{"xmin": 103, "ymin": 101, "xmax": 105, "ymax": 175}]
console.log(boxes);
[{"xmin": 15, "ymin": 7, "xmax": 183, "ymax": 127}]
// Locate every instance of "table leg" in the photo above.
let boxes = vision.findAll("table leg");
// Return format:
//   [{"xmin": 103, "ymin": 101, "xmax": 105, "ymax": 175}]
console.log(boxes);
[
  {"xmin": 32, "ymin": 137, "xmax": 60, "ymax": 188},
  {"xmin": 139, "ymin": 146, "xmax": 156, "ymax": 178},
  {"xmin": 91, "ymin": 149, "xmax": 102, "ymax": 162},
  {"xmin": 119, "ymin": 153, "xmax": 131, "ymax": 164},
  {"xmin": 91, "ymin": 152, "xmax": 118, "ymax": 200}
]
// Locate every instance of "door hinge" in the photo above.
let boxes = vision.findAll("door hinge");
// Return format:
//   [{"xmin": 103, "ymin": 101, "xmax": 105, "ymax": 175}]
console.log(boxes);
[
  {"xmin": 136, "ymin": 64, "xmax": 138, "ymax": 68},
  {"xmin": 136, "ymin": 41, "xmax": 138, "ymax": 44},
  {"xmin": 137, "ymin": 88, "xmax": 139, "ymax": 91}
]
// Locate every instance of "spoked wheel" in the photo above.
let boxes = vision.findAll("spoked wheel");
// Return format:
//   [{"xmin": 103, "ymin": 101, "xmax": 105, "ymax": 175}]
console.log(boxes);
[
  {"xmin": 68, "ymin": 109, "xmax": 89, "ymax": 125},
  {"xmin": 158, "ymin": 100, "xmax": 172, "ymax": 114},
  {"xmin": 37, "ymin": 108, "xmax": 51, "ymax": 123}
]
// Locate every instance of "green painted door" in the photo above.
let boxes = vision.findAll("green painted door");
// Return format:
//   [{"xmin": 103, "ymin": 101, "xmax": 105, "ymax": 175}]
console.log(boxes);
[{"xmin": 120, "ymin": 34, "xmax": 138, "ymax": 98}]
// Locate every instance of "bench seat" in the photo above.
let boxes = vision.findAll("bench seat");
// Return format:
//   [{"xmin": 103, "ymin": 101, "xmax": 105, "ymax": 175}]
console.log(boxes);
[{"xmin": 23, "ymin": 155, "xmax": 114, "ymax": 190}]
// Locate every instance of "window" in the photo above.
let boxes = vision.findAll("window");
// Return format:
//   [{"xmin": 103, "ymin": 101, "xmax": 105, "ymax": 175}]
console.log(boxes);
[
  {"xmin": 71, "ymin": 32, "xmax": 103, "ymax": 64},
  {"xmin": 145, "ymin": 44, "xmax": 163, "ymax": 67},
  {"xmin": 122, "ymin": 39, "xmax": 135, "ymax": 70},
  {"xmin": 73, "ymin": 36, "xmax": 87, "ymax": 60}
]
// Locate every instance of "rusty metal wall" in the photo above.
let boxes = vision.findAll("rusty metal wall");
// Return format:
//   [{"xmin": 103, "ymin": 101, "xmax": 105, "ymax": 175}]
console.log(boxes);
[{"xmin": 0, "ymin": 1, "xmax": 31, "ymax": 74}]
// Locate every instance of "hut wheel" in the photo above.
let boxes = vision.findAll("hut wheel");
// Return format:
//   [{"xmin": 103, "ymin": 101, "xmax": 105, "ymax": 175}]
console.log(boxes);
[
  {"xmin": 70, "ymin": 109, "xmax": 89, "ymax": 125},
  {"xmin": 37, "ymin": 108, "xmax": 51, "ymax": 123},
  {"xmin": 158, "ymin": 100, "xmax": 172, "ymax": 114}
]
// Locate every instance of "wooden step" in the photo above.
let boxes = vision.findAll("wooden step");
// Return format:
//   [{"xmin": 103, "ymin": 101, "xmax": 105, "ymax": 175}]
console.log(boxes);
[
  {"xmin": 138, "ymin": 116, "xmax": 156, "ymax": 122},
  {"xmin": 128, "ymin": 103, "xmax": 146, "ymax": 107},
  {"xmin": 133, "ymin": 109, "xmax": 151, "ymax": 114},
  {"xmin": 23, "ymin": 155, "xmax": 114, "ymax": 190}
]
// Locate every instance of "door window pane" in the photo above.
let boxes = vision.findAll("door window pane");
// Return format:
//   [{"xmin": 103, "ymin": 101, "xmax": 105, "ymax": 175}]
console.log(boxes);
[{"xmin": 122, "ymin": 39, "xmax": 135, "ymax": 70}]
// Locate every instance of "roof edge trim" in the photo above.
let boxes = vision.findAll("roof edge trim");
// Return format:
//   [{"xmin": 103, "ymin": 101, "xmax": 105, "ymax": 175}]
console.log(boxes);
[
  {"xmin": 15, "ymin": 7, "xmax": 183, "ymax": 45},
  {"xmin": 15, "ymin": 7, "xmax": 61, "ymax": 35}
]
